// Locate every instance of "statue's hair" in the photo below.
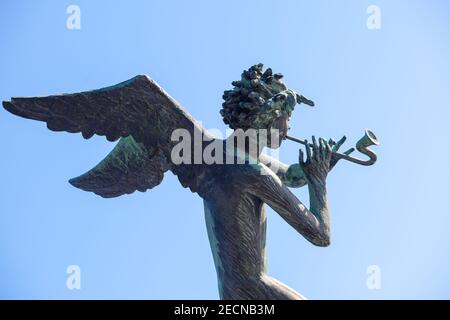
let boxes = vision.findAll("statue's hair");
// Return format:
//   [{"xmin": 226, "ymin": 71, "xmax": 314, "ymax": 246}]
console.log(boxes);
[{"xmin": 220, "ymin": 63, "xmax": 295, "ymax": 130}]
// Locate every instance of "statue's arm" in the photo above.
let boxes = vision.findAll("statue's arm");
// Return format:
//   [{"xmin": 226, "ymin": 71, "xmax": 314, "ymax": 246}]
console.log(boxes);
[
  {"xmin": 249, "ymin": 137, "xmax": 333, "ymax": 246},
  {"xmin": 259, "ymin": 153, "xmax": 307, "ymax": 188},
  {"xmin": 260, "ymin": 135, "xmax": 351, "ymax": 188},
  {"xmin": 247, "ymin": 169, "xmax": 330, "ymax": 246}
]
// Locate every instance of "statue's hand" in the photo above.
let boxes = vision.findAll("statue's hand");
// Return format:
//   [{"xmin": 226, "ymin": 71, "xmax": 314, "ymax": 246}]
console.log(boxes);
[
  {"xmin": 299, "ymin": 136, "xmax": 332, "ymax": 186},
  {"xmin": 329, "ymin": 136, "xmax": 355, "ymax": 169}
]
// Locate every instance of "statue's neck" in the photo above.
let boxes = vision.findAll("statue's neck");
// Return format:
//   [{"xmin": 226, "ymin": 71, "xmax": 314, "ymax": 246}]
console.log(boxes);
[{"xmin": 225, "ymin": 131, "xmax": 265, "ymax": 161}]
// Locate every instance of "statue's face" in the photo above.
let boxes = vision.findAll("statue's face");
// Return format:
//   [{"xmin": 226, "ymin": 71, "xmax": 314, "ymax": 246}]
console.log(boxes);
[
  {"xmin": 266, "ymin": 113, "xmax": 290, "ymax": 149},
  {"xmin": 263, "ymin": 89, "xmax": 297, "ymax": 149}
]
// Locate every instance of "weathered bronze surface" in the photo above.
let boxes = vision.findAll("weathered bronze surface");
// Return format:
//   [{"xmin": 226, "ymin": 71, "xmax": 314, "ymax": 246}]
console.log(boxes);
[{"xmin": 3, "ymin": 64, "xmax": 378, "ymax": 299}]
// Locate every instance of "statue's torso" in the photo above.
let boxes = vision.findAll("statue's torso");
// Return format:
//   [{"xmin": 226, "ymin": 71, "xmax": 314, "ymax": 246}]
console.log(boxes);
[{"xmin": 201, "ymin": 163, "xmax": 268, "ymax": 298}]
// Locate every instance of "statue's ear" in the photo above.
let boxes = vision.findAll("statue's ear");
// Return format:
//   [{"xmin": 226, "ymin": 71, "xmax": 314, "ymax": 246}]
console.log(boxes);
[{"xmin": 295, "ymin": 93, "xmax": 315, "ymax": 107}]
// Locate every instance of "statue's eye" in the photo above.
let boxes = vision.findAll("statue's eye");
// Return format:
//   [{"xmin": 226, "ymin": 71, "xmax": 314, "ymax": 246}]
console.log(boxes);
[{"xmin": 274, "ymin": 93, "xmax": 286, "ymax": 101}]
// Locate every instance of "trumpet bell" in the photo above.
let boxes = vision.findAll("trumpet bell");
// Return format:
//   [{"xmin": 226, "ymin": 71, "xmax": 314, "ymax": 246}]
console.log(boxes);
[{"xmin": 356, "ymin": 129, "xmax": 379, "ymax": 151}]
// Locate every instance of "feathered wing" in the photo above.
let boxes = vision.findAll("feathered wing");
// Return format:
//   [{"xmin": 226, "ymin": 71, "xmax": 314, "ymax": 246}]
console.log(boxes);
[
  {"xmin": 3, "ymin": 75, "xmax": 207, "ymax": 197},
  {"xmin": 68, "ymin": 136, "xmax": 168, "ymax": 198}
]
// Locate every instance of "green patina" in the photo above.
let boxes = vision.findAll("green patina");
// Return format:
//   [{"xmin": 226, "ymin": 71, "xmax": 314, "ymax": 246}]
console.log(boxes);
[{"xmin": 220, "ymin": 64, "xmax": 311, "ymax": 130}]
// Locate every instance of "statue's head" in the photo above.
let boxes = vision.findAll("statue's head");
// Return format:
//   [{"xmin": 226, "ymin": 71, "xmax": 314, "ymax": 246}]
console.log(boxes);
[{"xmin": 220, "ymin": 64, "xmax": 314, "ymax": 148}]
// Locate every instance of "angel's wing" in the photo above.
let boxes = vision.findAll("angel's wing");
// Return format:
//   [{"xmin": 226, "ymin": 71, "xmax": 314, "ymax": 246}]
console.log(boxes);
[
  {"xmin": 69, "ymin": 136, "xmax": 168, "ymax": 198},
  {"xmin": 3, "ymin": 75, "xmax": 208, "ymax": 197}
]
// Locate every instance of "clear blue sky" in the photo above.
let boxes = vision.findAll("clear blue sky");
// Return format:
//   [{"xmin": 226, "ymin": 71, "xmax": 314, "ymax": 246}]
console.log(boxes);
[{"xmin": 1, "ymin": 0, "xmax": 449, "ymax": 299}]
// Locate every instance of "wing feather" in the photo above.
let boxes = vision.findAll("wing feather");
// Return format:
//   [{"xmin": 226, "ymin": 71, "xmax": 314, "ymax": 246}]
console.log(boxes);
[
  {"xmin": 69, "ymin": 136, "xmax": 167, "ymax": 198},
  {"xmin": 3, "ymin": 75, "xmax": 206, "ymax": 197}
]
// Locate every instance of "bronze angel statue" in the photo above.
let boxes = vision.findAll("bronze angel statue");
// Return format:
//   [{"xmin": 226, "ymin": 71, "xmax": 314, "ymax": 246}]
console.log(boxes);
[{"xmin": 3, "ymin": 64, "xmax": 378, "ymax": 299}]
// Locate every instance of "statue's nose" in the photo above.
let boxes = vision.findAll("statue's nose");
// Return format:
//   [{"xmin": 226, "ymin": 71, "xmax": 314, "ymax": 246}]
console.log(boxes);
[{"xmin": 272, "ymin": 115, "xmax": 289, "ymax": 135}]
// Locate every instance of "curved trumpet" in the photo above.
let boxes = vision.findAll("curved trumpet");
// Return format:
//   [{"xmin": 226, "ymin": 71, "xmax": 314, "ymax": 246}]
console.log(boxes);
[{"xmin": 285, "ymin": 129, "xmax": 379, "ymax": 166}]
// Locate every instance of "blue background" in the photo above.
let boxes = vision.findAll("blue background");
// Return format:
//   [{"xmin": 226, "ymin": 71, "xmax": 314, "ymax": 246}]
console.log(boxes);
[{"xmin": 1, "ymin": 0, "xmax": 449, "ymax": 299}]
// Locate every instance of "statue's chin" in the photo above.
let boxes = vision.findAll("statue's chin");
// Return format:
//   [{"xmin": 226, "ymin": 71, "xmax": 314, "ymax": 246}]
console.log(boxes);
[{"xmin": 265, "ymin": 138, "xmax": 284, "ymax": 149}]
